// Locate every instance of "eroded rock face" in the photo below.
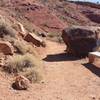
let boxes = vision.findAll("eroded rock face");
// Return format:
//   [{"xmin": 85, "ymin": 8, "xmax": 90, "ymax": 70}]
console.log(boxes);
[
  {"xmin": 0, "ymin": 41, "xmax": 14, "ymax": 55},
  {"xmin": 62, "ymin": 26, "xmax": 100, "ymax": 57},
  {"xmin": 24, "ymin": 33, "xmax": 46, "ymax": 47},
  {"xmin": 12, "ymin": 75, "xmax": 30, "ymax": 90}
]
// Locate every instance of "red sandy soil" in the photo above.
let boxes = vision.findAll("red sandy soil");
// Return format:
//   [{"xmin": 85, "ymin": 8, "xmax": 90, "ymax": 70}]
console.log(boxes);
[{"xmin": 0, "ymin": 40, "xmax": 100, "ymax": 100}]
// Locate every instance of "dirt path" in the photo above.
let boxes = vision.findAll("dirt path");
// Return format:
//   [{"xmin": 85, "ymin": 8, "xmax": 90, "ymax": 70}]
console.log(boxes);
[{"xmin": 0, "ymin": 40, "xmax": 100, "ymax": 100}]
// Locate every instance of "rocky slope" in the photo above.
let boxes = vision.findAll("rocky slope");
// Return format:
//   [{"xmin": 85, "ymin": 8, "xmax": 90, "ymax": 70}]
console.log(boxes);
[{"xmin": 0, "ymin": 0, "xmax": 100, "ymax": 35}]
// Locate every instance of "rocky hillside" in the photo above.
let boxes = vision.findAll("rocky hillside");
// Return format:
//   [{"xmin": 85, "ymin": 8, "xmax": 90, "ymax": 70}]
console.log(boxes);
[
  {"xmin": 0, "ymin": 14, "xmax": 45, "ymax": 87},
  {"xmin": 0, "ymin": 0, "xmax": 100, "ymax": 35}
]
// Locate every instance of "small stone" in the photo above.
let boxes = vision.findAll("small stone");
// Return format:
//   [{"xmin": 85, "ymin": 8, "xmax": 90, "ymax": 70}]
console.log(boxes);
[
  {"xmin": 12, "ymin": 75, "xmax": 30, "ymax": 90},
  {"xmin": 24, "ymin": 33, "xmax": 46, "ymax": 47}
]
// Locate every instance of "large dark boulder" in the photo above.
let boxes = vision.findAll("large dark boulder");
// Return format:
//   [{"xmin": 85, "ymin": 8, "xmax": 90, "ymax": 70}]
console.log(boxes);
[{"xmin": 62, "ymin": 26, "xmax": 100, "ymax": 57}]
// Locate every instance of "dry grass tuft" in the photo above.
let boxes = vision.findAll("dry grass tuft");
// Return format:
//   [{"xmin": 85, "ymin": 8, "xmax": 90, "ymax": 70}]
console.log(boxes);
[
  {"xmin": 0, "ymin": 16, "xmax": 44, "ymax": 83},
  {"xmin": 24, "ymin": 70, "xmax": 42, "ymax": 83},
  {"xmin": 4, "ymin": 54, "xmax": 35, "ymax": 73},
  {"xmin": 0, "ymin": 15, "xmax": 17, "ymax": 38},
  {"xmin": 4, "ymin": 53, "xmax": 44, "ymax": 82},
  {"xmin": 13, "ymin": 39, "xmax": 38, "ymax": 56},
  {"xmin": 0, "ymin": 24, "xmax": 16, "ymax": 37},
  {"xmin": 47, "ymin": 33, "xmax": 63, "ymax": 43}
]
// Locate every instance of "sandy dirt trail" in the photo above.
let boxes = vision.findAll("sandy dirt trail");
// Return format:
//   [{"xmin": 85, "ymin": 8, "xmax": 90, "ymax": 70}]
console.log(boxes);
[{"xmin": 0, "ymin": 40, "xmax": 100, "ymax": 100}]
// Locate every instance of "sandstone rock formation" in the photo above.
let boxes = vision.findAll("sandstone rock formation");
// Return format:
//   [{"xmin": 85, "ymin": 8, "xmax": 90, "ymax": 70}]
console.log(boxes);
[
  {"xmin": 17, "ymin": 22, "xmax": 27, "ymax": 37},
  {"xmin": 0, "ymin": 41, "xmax": 14, "ymax": 55},
  {"xmin": 24, "ymin": 33, "xmax": 46, "ymax": 47},
  {"xmin": 62, "ymin": 26, "xmax": 100, "ymax": 57}
]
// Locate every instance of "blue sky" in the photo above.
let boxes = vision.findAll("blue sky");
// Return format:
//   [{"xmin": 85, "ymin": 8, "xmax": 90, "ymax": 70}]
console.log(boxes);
[
  {"xmin": 87, "ymin": 0, "xmax": 100, "ymax": 3},
  {"xmin": 70, "ymin": 0, "xmax": 100, "ymax": 3}
]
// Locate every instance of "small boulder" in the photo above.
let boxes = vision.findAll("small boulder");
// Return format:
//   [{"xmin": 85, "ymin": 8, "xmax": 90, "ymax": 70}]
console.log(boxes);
[
  {"xmin": 24, "ymin": 33, "xmax": 46, "ymax": 47},
  {"xmin": 17, "ymin": 22, "xmax": 26, "ymax": 36},
  {"xmin": 0, "ymin": 41, "xmax": 14, "ymax": 55},
  {"xmin": 12, "ymin": 75, "xmax": 30, "ymax": 90},
  {"xmin": 38, "ymin": 32, "xmax": 47, "ymax": 37}
]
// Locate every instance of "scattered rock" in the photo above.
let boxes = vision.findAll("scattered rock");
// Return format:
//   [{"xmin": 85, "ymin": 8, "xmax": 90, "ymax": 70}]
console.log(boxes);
[
  {"xmin": 38, "ymin": 32, "xmax": 47, "ymax": 37},
  {"xmin": 24, "ymin": 33, "xmax": 46, "ymax": 47},
  {"xmin": 12, "ymin": 75, "xmax": 30, "ymax": 90},
  {"xmin": 17, "ymin": 22, "xmax": 27, "ymax": 37},
  {"xmin": 62, "ymin": 26, "xmax": 100, "ymax": 57},
  {"xmin": 84, "ymin": 12, "xmax": 100, "ymax": 24},
  {"xmin": 0, "ymin": 41, "xmax": 14, "ymax": 55}
]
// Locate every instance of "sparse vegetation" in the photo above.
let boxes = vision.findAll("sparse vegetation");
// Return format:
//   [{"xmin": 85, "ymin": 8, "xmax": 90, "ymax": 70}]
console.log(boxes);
[
  {"xmin": 0, "ymin": 16, "xmax": 16, "ymax": 38},
  {"xmin": 13, "ymin": 39, "xmax": 38, "ymax": 56},
  {"xmin": 0, "ymin": 24, "xmax": 16, "ymax": 37},
  {"xmin": 4, "ymin": 53, "xmax": 43, "ymax": 82},
  {"xmin": 4, "ymin": 54, "xmax": 34, "ymax": 73},
  {"xmin": 16, "ymin": 17, "xmax": 36, "ymax": 33},
  {"xmin": 24, "ymin": 70, "xmax": 42, "ymax": 83},
  {"xmin": 47, "ymin": 32, "xmax": 63, "ymax": 43}
]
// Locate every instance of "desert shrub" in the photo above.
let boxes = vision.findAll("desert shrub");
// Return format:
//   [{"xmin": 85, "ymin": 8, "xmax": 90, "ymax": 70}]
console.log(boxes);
[
  {"xmin": 17, "ymin": 17, "xmax": 35, "ymax": 33},
  {"xmin": 13, "ymin": 40, "xmax": 38, "ymax": 56},
  {"xmin": 47, "ymin": 32, "xmax": 63, "ymax": 43},
  {"xmin": 0, "ymin": 16, "xmax": 17, "ymax": 38},
  {"xmin": 0, "ymin": 24, "xmax": 17, "ymax": 37},
  {"xmin": 14, "ymin": 40, "xmax": 28, "ymax": 54},
  {"xmin": 24, "ymin": 70, "xmax": 42, "ymax": 83},
  {"xmin": 3, "ymin": 35, "xmax": 16, "ymax": 43},
  {"xmin": 4, "ymin": 54, "xmax": 34, "ymax": 73},
  {"xmin": 4, "ymin": 54, "xmax": 43, "ymax": 82}
]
